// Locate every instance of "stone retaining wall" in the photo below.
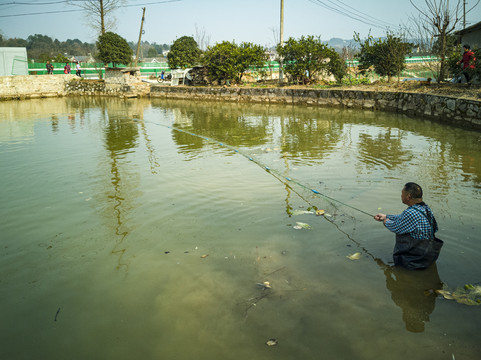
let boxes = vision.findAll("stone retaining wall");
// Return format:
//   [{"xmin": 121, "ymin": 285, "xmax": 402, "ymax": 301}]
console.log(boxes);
[
  {"xmin": 0, "ymin": 74, "xmax": 77, "ymax": 100},
  {"xmin": 1, "ymin": 76, "xmax": 480, "ymax": 130},
  {"xmin": 65, "ymin": 78, "xmax": 150, "ymax": 97},
  {"xmin": 0, "ymin": 75, "xmax": 150, "ymax": 99},
  {"xmin": 150, "ymin": 86, "xmax": 481, "ymax": 130}
]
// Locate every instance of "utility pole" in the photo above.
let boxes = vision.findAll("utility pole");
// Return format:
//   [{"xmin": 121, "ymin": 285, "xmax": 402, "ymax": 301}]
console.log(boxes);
[
  {"xmin": 279, "ymin": 0, "xmax": 284, "ymax": 83},
  {"xmin": 135, "ymin": 7, "xmax": 146, "ymax": 67},
  {"xmin": 463, "ymin": 0, "xmax": 466, "ymax": 28}
]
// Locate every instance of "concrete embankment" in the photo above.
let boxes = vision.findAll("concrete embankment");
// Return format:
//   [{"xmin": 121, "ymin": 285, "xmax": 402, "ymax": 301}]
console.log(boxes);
[{"xmin": 1, "ymin": 75, "xmax": 480, "ymax": 130}]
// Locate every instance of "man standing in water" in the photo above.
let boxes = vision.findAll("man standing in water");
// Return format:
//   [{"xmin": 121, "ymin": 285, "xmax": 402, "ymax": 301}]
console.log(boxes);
[{"xmin": 374, "ymin": 182, "xmax": 443, "ymax": 269}]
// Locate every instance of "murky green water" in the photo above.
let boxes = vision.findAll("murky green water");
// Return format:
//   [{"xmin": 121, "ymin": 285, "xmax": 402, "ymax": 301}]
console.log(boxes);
[{"xmin": 1, "ymin": 97, "xmax": 480, "ymax": 360}]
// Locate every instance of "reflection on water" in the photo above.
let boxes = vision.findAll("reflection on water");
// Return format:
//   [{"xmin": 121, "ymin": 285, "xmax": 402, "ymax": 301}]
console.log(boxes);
[
  {"xmin": 377, "ymin": 260, "xmax": 442, "ymax": 333},
  {"xmin": 103, "ymin": 109, "xmax": 140, "ymax": 272},
  {"xmin": 1, "ymin": 97, "xmax": 481, "ymax": 360}
]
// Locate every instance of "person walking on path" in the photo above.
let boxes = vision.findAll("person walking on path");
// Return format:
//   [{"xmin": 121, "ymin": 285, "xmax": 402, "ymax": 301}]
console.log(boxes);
[
  {"xmin": 374, "ymin": 182, "xmax": 443, "ymax": 270},
  {"xmin": 457, "ymin": 44, "xmax": 476, "ymax": 83},
  {"xmin": 64, "ymin": 62, "xmax": 71, "ymax": 74},
  {"xmin": 46, "ymin": 60, "xmax": 53, "ymax": 75},
  {"xmin": 75, "ymin": 61, "xmax": 81, "ymax": 77}
]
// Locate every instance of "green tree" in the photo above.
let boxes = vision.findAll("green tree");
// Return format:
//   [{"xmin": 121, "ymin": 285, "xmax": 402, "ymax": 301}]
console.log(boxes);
[
  {"xmin": 96, "ymin": 31, "xmax": 133, "ymax": 67},
  {"xmin": 202, "ymin": 41, "xmax": 240, "ymax": 84},
  {"xmin": 53, "ymin": 53, "xmax": 69, "ymax": 63},
  {"xmin": 0, "ymin": 35, "xmax": 28, "ymax": 48},
  {"xmin": 147, "ymin": 47, "xmax": 157, "ymax": 58},
  {"xmin": 355, "ymin": 32, "xmax": 413, "ymax": 82},
  {"xmin": 167, "ymin": 36, "xmax": 201, "ymax": 69},
  {"xmin": 276, "ymin": 35, "xmax": 335, "ymax": 84},
  {"xmin": 202, "ymin": 41, "xmax": 268, "ymax": 84},
  {"xmin": 237, "ymin": 42, "xmax": 268, "ymax": 82},
  {"xmin": 26, "ymin": 34, "xmax": 55, "ymax": 60},
  {"xmin": 326, "ymin": 48, "xmax": 347, "ymax": 84},
  {"xmin": 0, "ymin": 33, "xmax": 95, "ymax": 61}
]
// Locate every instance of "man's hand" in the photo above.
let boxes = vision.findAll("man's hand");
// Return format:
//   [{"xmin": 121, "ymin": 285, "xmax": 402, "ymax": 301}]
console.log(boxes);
[{"xmin": 374, "ymin": 213, "xmax": 386, "ymax": 222}]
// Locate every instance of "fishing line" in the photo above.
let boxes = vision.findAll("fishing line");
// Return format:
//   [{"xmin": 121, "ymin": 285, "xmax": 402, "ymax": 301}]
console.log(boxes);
[
  {"xmin": 135, "ymin": 118, "xmax": 378, "ymax": 261},
  {"xmin": 139, "ymin": 119, "xmax": 376, "ymax": 218}
]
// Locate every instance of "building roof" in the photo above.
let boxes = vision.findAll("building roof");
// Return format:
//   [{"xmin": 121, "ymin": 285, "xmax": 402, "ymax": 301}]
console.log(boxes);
[{"xmin": 455, "ymin": 21, "xmax": 481, "ymax": 35}]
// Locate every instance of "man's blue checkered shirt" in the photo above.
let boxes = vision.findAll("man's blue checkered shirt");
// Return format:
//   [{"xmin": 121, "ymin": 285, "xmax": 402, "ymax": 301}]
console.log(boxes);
[{"xmin": 385, "ymin": 203, "xmax": 438, "ymax": 240}]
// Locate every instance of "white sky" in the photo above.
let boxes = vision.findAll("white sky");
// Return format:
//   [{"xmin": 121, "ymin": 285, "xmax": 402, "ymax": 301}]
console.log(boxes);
[{"xmin": 0, "ymin": 0, "xmax": 480, "ymax": 46}]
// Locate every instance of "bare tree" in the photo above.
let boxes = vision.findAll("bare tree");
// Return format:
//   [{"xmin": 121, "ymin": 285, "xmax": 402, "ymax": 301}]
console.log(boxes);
[
  {"xmin": 69, "ymin": 0, "xmax": 125, "ymax": 36},
  {"xmin": 408, "ymin": 0, "xmax": 479, "ymax": 82},
  {"xmin": 270, "ymin": 26, "xmax": 280, "ymax": 47},
  {"xmin": 194, "ymin": 24, "xmax": 211, "ymax": 51}
]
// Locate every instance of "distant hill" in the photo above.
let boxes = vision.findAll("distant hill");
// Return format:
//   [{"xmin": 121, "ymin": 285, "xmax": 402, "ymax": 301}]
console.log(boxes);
[{"xmin": 326, "ymin": 37, "xmax": 359, "ymax": 52}]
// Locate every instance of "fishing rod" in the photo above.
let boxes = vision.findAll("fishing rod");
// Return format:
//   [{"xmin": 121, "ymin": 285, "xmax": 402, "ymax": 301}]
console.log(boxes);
[{"xmin": 139, "ymin": 119, "xmax": 376, "ymax": 219}]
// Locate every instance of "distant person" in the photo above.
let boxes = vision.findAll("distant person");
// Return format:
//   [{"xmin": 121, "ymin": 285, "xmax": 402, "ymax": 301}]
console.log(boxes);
[
  {"xmin": 75, "ymin": 61, "xmax": 81, "ymax": 77},
  {"xmin": 64, "ymin": 62, "xmax": 71, "ymax": 74},
  {"xmin": 456, "ymin": 44, "xmax": 476, "ymax": 83},
  {"xmin": 374, "ymin": 182, "xmax": 443, "ymax": 270},
  {"xmin": 46, "ymin": 60, "xmax": 53, "ymax": 75},
  {"xmin": 161, "ymin": 70, "xmax": 165, "ymax": 80}
]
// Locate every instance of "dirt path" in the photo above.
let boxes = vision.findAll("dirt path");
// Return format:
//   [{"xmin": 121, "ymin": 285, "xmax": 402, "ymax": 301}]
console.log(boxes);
[{"xmin": 343, "ymin": 82, "xmax": 481, "ymax": 101}]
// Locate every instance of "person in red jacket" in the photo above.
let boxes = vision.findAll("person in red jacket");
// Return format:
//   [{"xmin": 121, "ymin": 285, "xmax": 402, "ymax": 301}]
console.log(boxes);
[{"xmin": 457, "ymin": 44, "xmax": 476, "ymax": 83}]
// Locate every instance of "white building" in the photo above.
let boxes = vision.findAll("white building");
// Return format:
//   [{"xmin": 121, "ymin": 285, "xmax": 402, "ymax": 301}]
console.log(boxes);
[{"xmin": 0, "ymin": 47, "xmax": 28, "ymax": 76}]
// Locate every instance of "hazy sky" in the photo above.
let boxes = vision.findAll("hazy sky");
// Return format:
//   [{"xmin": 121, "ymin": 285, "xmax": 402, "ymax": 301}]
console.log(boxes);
[{"xmin": 1, "ymin": 0, "xmax": 480, "ymax": 46}]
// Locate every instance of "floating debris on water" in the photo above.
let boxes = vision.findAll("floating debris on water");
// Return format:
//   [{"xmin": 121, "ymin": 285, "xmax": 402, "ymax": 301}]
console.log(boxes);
[
  {"xmin": 347, "ymin": 252, "xmax": 362, "ymax": 260},
  {"xmin": 266, "ymin": 339, "xmax": 278, "ymax": 346},
  {"xmin": 256, "ymin": 281, "xmax": 272, "ymax": 289},
  {"xmin": 315, "ymin": 209, "xmax": 325, "ymax": 216},
  {"xmin": 435, "ymin": 289, "xmax": 454, "ymax": 299},
  {"xmin": 200, "ymin": 254, "xmax": 209, "ymax": 258},
  {"xmin": 293, "ymin": 222, "xmax": 311, "ymax": 230},
  {"xmin": 431, "ymin": 284, "xmax": 481, "ymax": 305},
  {"xmin": 292, "ymin": 210, "xmax": 314, "ymax": 216},
  {"xmin": 54, "ymin": 307, "xmax": 61, "ymax": 322}
]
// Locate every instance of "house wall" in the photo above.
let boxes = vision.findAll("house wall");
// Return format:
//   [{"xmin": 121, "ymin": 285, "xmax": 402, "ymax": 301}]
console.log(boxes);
[
  {"xmin": 461, "ymin": 30, "xmax": 481, "ymax": 49},
  {"xmin": 0, "ymin": 47, "xmax": 28, "ymax": 76}
]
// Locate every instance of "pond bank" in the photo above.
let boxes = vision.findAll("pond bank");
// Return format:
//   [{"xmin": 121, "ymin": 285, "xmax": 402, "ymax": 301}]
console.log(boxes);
[{"xmin": 1, "ymin": 75, "xmax": 480, "ymax": 130}]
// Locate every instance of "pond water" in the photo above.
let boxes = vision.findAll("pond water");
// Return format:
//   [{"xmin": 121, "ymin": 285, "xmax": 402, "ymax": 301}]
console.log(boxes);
[{"xmin": 1, "ymin": 97, "xmax": 480, "ymax": 360}]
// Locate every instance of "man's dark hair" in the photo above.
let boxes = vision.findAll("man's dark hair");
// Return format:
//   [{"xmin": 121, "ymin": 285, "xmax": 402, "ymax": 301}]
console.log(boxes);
[
  {"xmin": 404, "ymin": 182, "xmax": 423, "ymax": 199},
  {"xmin": 463, "ymin": 44, "xmax": 471, "ymax": 50}
]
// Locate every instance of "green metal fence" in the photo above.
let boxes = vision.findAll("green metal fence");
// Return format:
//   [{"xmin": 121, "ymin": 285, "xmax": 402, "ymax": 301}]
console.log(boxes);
[
  {"xmin": 27, "ymin": 56, "xmax": 439, "ymax": 80},
  {"xmin": 28, "ymin": 62, "xmax": 171, "ymax": 78}
]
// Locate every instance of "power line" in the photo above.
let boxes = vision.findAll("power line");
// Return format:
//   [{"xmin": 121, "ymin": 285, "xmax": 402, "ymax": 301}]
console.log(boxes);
[
  {"xmin": 332, "ymin": 0, "xmax": 397, "ymax": 28},
  {"xmin": 307, "ymin": 0, "xmax": 397, "ymax": 31},
  {"xmin": 0, "ymin": 0, "xmax": 85, "ymax": 6},
  {"xmin": 0, "ymin": 0, "xmax": 180, "ymax": 17}
]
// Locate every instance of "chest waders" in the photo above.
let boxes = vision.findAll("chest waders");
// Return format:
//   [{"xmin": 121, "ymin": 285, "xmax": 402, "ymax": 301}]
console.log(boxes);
[{"xmin": 393, "ymin": 207, "xmax": 443, "ymax": 270}]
